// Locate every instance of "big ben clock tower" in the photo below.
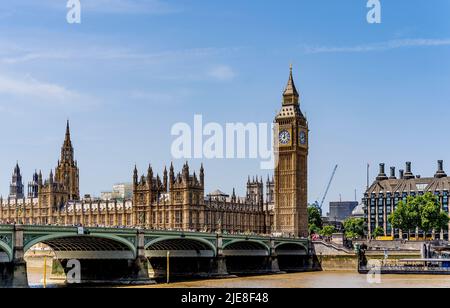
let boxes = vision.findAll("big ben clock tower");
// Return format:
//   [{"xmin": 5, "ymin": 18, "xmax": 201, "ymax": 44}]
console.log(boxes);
[{"xmin": 274, "ymin": 66, "xmax": 309, "ymax": 237}]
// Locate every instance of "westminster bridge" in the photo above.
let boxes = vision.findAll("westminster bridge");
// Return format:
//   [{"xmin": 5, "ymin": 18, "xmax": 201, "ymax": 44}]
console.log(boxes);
[{"xmin": 0, "ymin": 225, "xmax": 311, "ymax": 287}]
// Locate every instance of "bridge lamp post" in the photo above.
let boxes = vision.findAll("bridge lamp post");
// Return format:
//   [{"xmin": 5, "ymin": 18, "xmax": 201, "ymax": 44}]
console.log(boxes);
[{"xmin": 166, "ymin": 251, "xmax": 170, "ymax": 284}]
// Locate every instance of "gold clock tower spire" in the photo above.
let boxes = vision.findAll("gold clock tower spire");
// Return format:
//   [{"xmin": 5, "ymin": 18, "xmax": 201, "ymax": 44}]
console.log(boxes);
[{"xmin": 274, "ymin": 66, "xmax": 309, "ymax": 237}]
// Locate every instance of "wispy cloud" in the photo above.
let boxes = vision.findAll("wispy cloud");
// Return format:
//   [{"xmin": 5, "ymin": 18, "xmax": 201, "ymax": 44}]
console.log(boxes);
[
  {"xmin": 0, "ymin": 41, "xmax": 241, "ymax": 65},
  {"xmin": 80, "ymin": 0, "xmax": 181, "ymax": 14},
  {"xmin": 0, "ymin": 73, "xmax": 97, "ymax": 107},
  {"xmin": 0, "ymin": 0, "xmax": 180, "ymax": 15},
  {"xmin": 207, "ymin": 65, "xmax": 236, "ymax": 81},
  {"xmin": 304, "ymin": 38, "xmax": 450, "ymax": 54}
]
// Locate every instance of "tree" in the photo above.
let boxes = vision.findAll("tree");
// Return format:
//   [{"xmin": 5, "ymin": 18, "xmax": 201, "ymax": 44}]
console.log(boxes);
[
  {"xmin": 419, "ymin": 193, "xmax": 449, "ymax": 235},
  {"xmin": 372, "ymin": 226, "xmax": 385, "ymax": 239},
  {"xmin": 308, "ymin": 206, "xmax": 323, "ymax": 235},
  {"xmin": 389, "ymin": 196, "xmax": 421, "ymax": 239},
  {"xmin": 389, "ymin": 193, "xmax": 449, "ymax": 240},
  {"xmin": 320, "ymin": 225, "xmax": 336, "ymax": 238},
  {"xmin": 308, "ymin": 206, "xmax": 323, "ymax": 228},
  {"xmin": 343, "ymin": 217, "xmax": 366, "ymax": 239},
  {"xmin": 388, "ymin": 200, "xmax": 408, "ymax": 236},
  {"xmin": 309, "ymin": 223, "xmax": 321, "ymax": 236}
]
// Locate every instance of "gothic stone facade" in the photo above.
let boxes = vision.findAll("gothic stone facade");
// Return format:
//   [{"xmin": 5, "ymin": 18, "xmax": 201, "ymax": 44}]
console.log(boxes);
[{"xmin": 0, "ymin": 68, "xmax": 307, "ymax": 237}]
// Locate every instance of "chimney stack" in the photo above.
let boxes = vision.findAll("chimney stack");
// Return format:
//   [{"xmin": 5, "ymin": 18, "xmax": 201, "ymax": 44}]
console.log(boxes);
[
  {"xmin": 376, "ymin": 163, "xmax": 388, "ymax": 181},
  {"xmin": 389, "ymin": 167, "xmax": 397, "ymax": 179},
  {"xmin": 404, "ymin": 162, "xmax": 415, "ymax": 179},
  {"xmin": 435, "ymin": 160, "xmax": 447, "ymax": 178},
  {"xmin": 399, "ymin": 169, "xmax": 405, "ymax": 179}
]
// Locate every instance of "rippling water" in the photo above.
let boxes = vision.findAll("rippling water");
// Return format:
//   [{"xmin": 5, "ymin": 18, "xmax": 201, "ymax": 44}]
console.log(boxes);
[
  {"xmin": 143, "ymin": 272, "xmax": 450, "ymax": 288},
  {"xmin": 27, "ymin": 263, "xmax": 450, "ymax": 288}
]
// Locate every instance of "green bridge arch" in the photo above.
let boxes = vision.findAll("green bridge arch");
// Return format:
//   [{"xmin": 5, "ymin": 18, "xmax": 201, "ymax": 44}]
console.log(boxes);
[
  {"xmin": 23, "ymin": 233, "xmax": 137, "ymax": 258},
  {"xmin": 223, "ymin": 239, "xmax": 271, "ymax": 253},
  {"xmin": 0, "ymin": 240, "xmax": 12, "ymax": 262},
  {"xmin": 145, "ymin": 236, "xmax": 217, "ymax": 257},
  {"xmin": 275, "ymin": 242, "xmax": 308, "ymax": 251}
]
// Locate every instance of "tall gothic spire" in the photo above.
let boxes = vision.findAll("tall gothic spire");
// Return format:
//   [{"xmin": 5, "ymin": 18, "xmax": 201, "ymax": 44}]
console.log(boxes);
[
  {"xmin": 60, "ymin": 120, "xmax": 74, "ymax": 164},
  {"xmin": 56, "ymin": 120, "xmax": 80, "ymax": 200},
  {"xmin": 64, "ymin": 120, "xmax": 72, "ymax": 148},
  {"xmin": 282, "ymin": 64, "xmax": 299, "ymax": 105}
]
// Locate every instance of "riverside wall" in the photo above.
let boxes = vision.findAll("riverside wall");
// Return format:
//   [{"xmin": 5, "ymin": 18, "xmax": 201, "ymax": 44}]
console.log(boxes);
[{"xmin": 312, "ymin": 240, "xmax": 422, "ymax": 271}]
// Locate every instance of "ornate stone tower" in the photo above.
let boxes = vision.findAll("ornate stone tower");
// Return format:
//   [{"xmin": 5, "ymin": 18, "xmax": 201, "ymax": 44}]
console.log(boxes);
[
  {"xmin": 246, "ymin": 176, "xmax": 264, "ymax": 205},
  {"xmin": 132, "ymin": 164, "xmax": 166, "ymax": 227},
  {"xmin": 27, "ymin": 170, "xmax": 39, "ymax": 198},
  {"xmin": 9, "ymin": 162, "xmax": 24, "ymax": 199},
  {"xmin": 55, "ymin": 121, "xmax": 80, "ymax": 200},
  {"xmin": 274, "ymin": 66, "xmax": 309, "ymax": 237}
]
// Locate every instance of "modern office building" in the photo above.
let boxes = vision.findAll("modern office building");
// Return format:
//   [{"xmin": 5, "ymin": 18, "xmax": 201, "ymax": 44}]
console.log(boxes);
[{"xmin": 328, "ymin": 201, "xmax": 358, "ymax": 222}]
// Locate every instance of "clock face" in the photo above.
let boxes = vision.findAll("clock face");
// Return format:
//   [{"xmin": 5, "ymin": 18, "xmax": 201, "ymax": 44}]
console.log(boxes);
[
  {"xmin": 279, "ymin": 130, "xmax": 291, "ymax": 145},
  {"xmin": 300, "ymin": 131, "xmax": 307, "ymax": 145}
]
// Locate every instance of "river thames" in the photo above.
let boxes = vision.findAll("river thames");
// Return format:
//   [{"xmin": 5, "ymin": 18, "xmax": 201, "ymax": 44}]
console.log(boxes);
[{"xmin": 26, "ymin": 262, "xmax": 450, "ymax": 288}]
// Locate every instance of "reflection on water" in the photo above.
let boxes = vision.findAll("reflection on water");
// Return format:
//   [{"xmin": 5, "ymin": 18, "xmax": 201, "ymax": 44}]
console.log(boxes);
[
  {"xmin": 141, "ymin": 272, "xmax": 450, "ymax": 289},
  {"xmin": 27, "ymin": 262, "xmax": 450, "ymax": 288}
]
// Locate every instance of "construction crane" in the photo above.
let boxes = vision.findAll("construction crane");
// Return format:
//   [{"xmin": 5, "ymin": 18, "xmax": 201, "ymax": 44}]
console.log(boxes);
[{"xmin": 313, "ymin": 164, "xmax": 338, "ymax": 215}]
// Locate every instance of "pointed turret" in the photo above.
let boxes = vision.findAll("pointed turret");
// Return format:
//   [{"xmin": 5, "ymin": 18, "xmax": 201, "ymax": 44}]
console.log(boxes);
[
  {"xmin": 156, "ymin": 174, "xmax": 161, "ymax": 188},
  {"xmin": 38, "ymin": 170, "xmax": 43, "ymax": 186},
  {"xmin": 133, "ymin": 165, "xmax": 138, "ymax": 185},
  {"xmin": 169, "ymin": 162, "xmax": 175, "ymax": 185},
  {"xmin": 163, "ymin": 166, "xmax": 168, "ymax": 191},
  {"xmin": 200, "ymin": 163, "xmax": 205, "ymax": 187},
  {"xmin": 64, "ymin": 120, "xmax": 72, "ymax": 148},
  {"xmin": 147, "ymin": 164, "xmax": 153, "ymax": 185},
  {"xmin": 182, "ymin": 161, "xmax": 189, "ymax": 182},
  {"xmin": 282, "ymin": 64, "xmax": 299, "ymax": 106},
  {"xmin": 14, "ymin": 161, "xmax": 20, "ymax": 175}
]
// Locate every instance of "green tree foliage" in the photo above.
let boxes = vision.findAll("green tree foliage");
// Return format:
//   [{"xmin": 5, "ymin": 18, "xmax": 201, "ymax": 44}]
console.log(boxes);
[
  {"xmin": 343, "ymin": 217, "xmax": 366, "ymax": 239},
  {"xmin": 309, "ymin": 223, "xmax": 321, "ymax": 235},
  {"xmin": 371, "ymin": 226, "xmax": 385, "ymax": 238},
  {"xmin": 389, "ymin": 193, "xmax": 449, "ymax": 239},
  {"xmin": 320, "ymin": 225, "xmax": 336, "ymax": 238},
  {"xmin": 308, "ymin": 206, "xmax": 323, "ymax": 235}
]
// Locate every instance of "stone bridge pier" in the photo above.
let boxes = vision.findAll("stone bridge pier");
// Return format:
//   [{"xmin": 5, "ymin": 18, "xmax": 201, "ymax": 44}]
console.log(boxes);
[{"xmin": 0, "ymin": 225, "xmax": 28, "ymax": 288}]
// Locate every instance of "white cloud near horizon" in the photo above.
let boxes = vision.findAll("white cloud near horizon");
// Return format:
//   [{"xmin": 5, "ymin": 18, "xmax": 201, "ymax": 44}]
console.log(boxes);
[
  {"xmin": 0, "ymin": 73, "xmax": 97, "ymax": 107},
  {"xmin": 304, "ymin": 38, "xmax": 450, "ymax": 54}
]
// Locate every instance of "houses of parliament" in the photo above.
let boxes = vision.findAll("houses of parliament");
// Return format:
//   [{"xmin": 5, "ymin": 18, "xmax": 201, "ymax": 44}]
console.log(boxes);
[{"xmin": 0, "ymin": 68, "xmax": 309, "ymax": 237}]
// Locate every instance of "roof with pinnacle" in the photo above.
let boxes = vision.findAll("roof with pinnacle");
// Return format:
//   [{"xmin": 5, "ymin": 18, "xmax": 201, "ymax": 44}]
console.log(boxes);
[
  {"xmin": 283, "ymin": 65, "xmax": 299, "ymax": 97},
  {"xmin": 64, "ymin": 120, "xmax": 72, "ymax": 147}
]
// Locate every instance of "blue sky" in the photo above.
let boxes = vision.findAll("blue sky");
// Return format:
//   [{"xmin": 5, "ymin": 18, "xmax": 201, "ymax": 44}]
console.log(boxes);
[{"xmin": 0, "ymin": 0, "xmax": 449, "ymax": 214}]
